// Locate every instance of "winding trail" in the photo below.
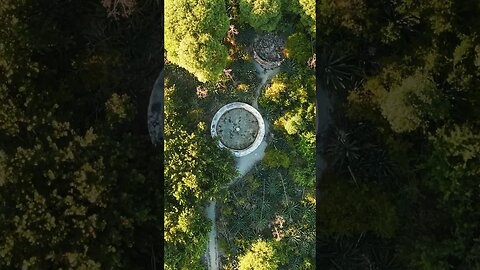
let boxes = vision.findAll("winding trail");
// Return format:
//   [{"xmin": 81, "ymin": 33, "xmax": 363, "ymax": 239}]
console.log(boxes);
[
  {"xmin": 204, "ymin": 63, "xmax": 279, "ymax": 270},
  {"xmin": 234, "ymin": 63, "xmax": 278, "ymax": 179},
  {"xmin": 252, "ymin": 62, "xmax": 279, "ymax": 109},
  {"xmin": 205, "ymin": 201, "xmax": 218, "ymax": 270}
]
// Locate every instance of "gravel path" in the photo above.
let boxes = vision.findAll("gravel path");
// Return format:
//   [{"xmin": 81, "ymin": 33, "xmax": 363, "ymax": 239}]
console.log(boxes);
[
  {"xmin": 232, "ymin": 62, "xmax": 278, "ymax": 181},
  {"xmin": 205, "ymin": 62, "xmax": 279, "ymax": 270},
  {"xmin": 205, "ymin": 201, "xmax": 218, "ymax": 270},
  {"xmin": 252, "ymin": 62, "xmax": 279, "ymax": 109}
]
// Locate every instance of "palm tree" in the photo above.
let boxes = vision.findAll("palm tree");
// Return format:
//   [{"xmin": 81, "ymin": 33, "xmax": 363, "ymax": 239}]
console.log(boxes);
[
  {"xmin": 326, "ymin": 123, "xmax": 396, "ymax": 184},
  {"xmin": 317, "ymin": 48, "xmax": 359, "ymax": 93},
  {"xmin": 359, "ymin": 148, "xmax": 396, "ymax": 182},
  {"xmin": 280, "ymin": 201, "xmax": 301, "ymax": 221},
  {"xmin": 280, "ymin": 58, "xmax": 299, "ymax": 76},
  {"xmin": 368, "ymin": 247, "xmax": 402, "ymax": 270},
  {"xmin": 317, "ymin": 235, "xmax": 366, "ymax": 270},
  {"xmin": 325, "ymin": 127, "xmax": 363, "ymax": 185}
]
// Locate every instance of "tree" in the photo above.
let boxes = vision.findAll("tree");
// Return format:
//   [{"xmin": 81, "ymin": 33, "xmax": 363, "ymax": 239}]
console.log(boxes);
[
  {"xmin": 239, "ymin": 0, "xmax": 282, "ymax": 32},
  {"xmin": 0, "ymin": 1, "xmax": 164, "ymax": 268},
  {"xmin": 317, "ymin": 0, "xmax": 369, "ymax": 37},
  {"xmin": 403, "ymin": 123, "xmax": 480, "ymax": 269},
  {"xmin": 263, "ymin": 148, "xmax": 290, "ymax": 168},
  {"xmin": 238, "ymin": 240, "xmax": 280, "ymax": 270},
  {"xmin": 284, "ymin": 32, "xmax": 313, "ymax": 64},
  {"xmin": 326, "ymin": 124, "xmax": 396, "ymax": 184},
  {"xmin": 284, "ymin": 0, "xmax": 315, "ymax": 34},
  {"xmin": 317, "ymin": 234, "xmax": 403, "ymax": 270},
  {"xmin": 318, "ymin": 181, "xmax": 399, "ymax": 238},
  {"xmin": 315, "ymin": 0, "xmax": 480, "ymax": 269},
  {"xmin": 105, "ymin": 93, "xmax": 135, "ymax": 127},
  {"xmin": 163, "ymin": 80, "xmax": 237, "ymax": 268},
  {"xmin": 379, "ymin": 70, "xmax": 448, "ymax": 133},
  {"xmin": 176, "ymin": 34, "xmax": 228, "ymax": 83},
  {"xmin": 165, "ymin": 0, "xmax": 229, "ymax": 82},
  {"xmin": 317, "ymin": 49, "xmax": 358, "ymax": 92},
  {"xmin": 0, "ymin": 116, "xmax": 162, "ymax": 269}
]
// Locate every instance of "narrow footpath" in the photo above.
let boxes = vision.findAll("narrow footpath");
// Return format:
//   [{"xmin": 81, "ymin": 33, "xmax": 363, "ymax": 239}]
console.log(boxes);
[{"xmin": 205, "ymin": 63, "xmax": 279, "ymax": 270}]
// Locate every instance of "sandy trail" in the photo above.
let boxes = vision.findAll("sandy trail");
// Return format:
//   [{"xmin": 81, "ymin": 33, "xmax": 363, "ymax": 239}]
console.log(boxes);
[
  {"xmin": 205, "ymin": 201, "xmax": 218, "ymax": 270},
  {"xmin": 205, "ymin": 63, "xmax": 279, "ymax": 270},
  {"xmin": 231, "ymin": 62, "xmax": 278, "ymax": 182},
  {"xmin": 252, "ymin": 62, "xmax": 279, "ymax": 109}
]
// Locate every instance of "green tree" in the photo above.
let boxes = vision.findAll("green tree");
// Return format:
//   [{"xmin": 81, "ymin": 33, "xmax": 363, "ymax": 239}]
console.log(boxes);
[
  {"xmin": 379, "ymin": 70, "xmax": 447, "ymax": 133},
  {"xmin": 238, "ymin": 240, "xmax": 280, "ymax": 270},
  {"xmin": 285, "ymin": 32, "xmax": 313, "ymax": 64},
  {"xmin": 176, "ymin": 34, "xmax": 228, "ymax": 83},
  {"xmin": 165, "ymin": 0, "xmax": 229, "ymax": 82},
  {"xmin": 284, "ymin": 0, "xmax": 315, "ymax": 34},
  {"xmin": 239, "ymin": 0, "xmax": 282, "ymax": 32},
  {"xmin": 263, "ymin": 148, "xmax": 290, "ymax": 168},
  {"xmin": 163, "ymin": 80, "xmax": 237, "ymax": 268}
]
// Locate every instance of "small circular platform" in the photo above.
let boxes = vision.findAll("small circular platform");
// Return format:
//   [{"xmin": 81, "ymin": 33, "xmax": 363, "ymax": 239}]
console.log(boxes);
[
  {"xmin": 211, "ymin": 102, "xmax": 265, "ymax": 157},
  {"xmin": 252, "ymin": 33, "xmax": 285, "ymax": 69}
]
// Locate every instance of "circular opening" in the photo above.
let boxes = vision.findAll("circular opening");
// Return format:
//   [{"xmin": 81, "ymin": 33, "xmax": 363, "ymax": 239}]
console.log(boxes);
[
  {"xmin": 216, "ymin": 108, "xmax": 259, "ymax": 150},
  {"xmin": 211, "ymin": 102, "xmax": 265, "ymax": 157}
]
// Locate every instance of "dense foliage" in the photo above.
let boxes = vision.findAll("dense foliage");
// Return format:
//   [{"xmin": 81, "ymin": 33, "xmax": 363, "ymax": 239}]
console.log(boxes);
[
  {"xmin": 164, "ymin": 0, "xmax": 229, "ymax": 82},
  {"xmin": 214, "ymin": 2, "xmax": 316, "ymax": 269},
  {"xmin": 318, "ymin": 0, "xmax": 480, "ymax": 269},
  {"xmin": 0, "ymin": 0, "xmax": 163, "ymax": 268},
  {"xmin": 164, "ymin": 0, "xmax": 316, "ymax": 268},
  {"xmin": 237, "ymin": 240, "xmax": 280, "ymax": 270},
  {"xmin": 163, "ymin": 66, "xmax": 237, "ymax": 269},
  {"xmin": 238, "ymin": 0, "xmax": 282, "ymax": 32}
]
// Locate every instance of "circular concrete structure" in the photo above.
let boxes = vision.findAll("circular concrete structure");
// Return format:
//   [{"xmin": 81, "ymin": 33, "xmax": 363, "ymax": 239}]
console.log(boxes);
[
  {"xmin": 211, "ymin": 102, "xmax": 265, "ymax": 157},
  {"xmin": 252, "ymin": 33, "xmax": 285, "ymax": 69}
]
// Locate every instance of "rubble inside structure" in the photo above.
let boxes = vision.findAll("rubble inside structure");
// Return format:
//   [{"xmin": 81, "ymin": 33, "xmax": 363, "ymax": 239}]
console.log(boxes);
[{"xmin": 252, "ymin": 33, "xmax": 285, "ymax": 69}]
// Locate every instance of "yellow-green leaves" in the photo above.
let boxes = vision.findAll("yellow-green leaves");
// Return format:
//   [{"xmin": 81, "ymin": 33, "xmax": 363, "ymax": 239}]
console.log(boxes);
[
  {"xmin": 105, "ymin": 93, "xmax": 134, "ymax": 126},
  {"xmin": 380, "ymin": 70, "xmax": 445, "ymax": 133},
  {"xmin": 238, "ymin": 240, "xmax": 280, "ymax": 270},
  {"xmin": 239, "ymin": 0, "xmax": 282, "ymax": 32},
  {"xmin": 176, "ymin": 33, "xmax": 228, "ymax": 82},
  {"xmin": 165, "ymin": 0, "xmax": 229, "ymax": 82}
]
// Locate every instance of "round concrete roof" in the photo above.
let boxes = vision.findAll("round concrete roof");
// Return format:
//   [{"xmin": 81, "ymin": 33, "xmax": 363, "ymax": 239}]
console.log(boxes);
[{"xmin": 211, "ymin": 102, "xmax": 265, "ymax": 157}]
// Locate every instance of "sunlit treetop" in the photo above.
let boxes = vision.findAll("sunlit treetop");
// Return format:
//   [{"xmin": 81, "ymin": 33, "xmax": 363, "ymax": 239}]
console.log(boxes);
[
  {"xmin": 239, "ymin": 0, "xmax": 282, "ymax": 32},
  {"xmin": 165, "ymin": 0, "xmax": 229, "ymax": 82}
]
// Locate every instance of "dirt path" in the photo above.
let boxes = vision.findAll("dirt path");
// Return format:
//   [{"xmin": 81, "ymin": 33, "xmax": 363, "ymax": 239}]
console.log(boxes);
[
  {"xmin": 205, "ymin": 63, "xmax": 279, "ymax": 270},
  {"xmin": 252, "ymin": 62, "xmax": 279, "ymax": 109},
  {"xmin": 205, "ymin": 201, "xmax": 218, "ymax": 270},
  {"xmin": 231, "ymin": 63, "xmax": 278, "ymax": 181}
]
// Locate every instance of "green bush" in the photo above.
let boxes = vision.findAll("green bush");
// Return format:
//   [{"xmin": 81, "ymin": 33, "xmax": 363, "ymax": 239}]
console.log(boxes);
[
  {"xmin": 285, "ymin": 32, "xmax": 312, "ymax": 64},
  {"xmin": 239, "ymin": 0, "xmax": 282, "ymax": 32}
]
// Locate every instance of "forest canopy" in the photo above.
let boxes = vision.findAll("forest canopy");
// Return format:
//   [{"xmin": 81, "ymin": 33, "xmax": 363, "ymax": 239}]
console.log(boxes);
[
  {"xmin": 0, "ymin": 0, "xmax": 163, "ymax": 268},
  {"xmin": 317, "ymin": 0, "xmax": 480, "ymax": 269},
  {"xmin": 164, "ymin": 0, "xmax": 316, "ymax": 268},
  {"xmin": 164, "ymin": 0, "xmax": 229, "ymax": 82}
]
